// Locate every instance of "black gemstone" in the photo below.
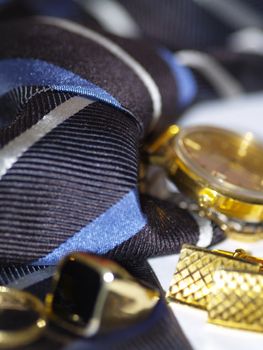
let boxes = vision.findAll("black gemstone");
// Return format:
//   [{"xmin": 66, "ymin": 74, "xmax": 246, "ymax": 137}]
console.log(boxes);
[{"xmin": 52, "ymin": 259, "xmax": 101, "ymax": 327}]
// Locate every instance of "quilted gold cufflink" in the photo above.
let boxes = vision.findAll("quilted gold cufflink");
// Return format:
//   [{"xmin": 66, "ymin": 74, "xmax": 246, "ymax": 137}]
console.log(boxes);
[
  {"xmin": 166, "ymin": 244, "xmax": 263, "ymax": 309},
  {"xmin": 167, "ymin": 244, "xmax": 263, "ymax": 332},
  {"xmin": 46, "ymin": 252, "xmax": 160, "ymax": 337},
  {"xmin": 208, "ymin": 269, "xmax": 263, "ymax": 332}
]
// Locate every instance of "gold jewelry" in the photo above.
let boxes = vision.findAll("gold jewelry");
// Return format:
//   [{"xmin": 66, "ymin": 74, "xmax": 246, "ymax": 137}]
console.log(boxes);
[
  {"xmin": 146, "ymin": 125, "xmax": 263, "ymax": 240},
  {"xmin": 0, "ymin": 287, "xmax": 46, "ymax": 348},
  {"xmin": 166, "ymin": 244, "xmax": 262, "ymax": 309},
  {"xmin": 208, "ymin": 269, "xmax": 263, "ymax": 332},
  {"xmin": 46, "ymin": 253, "xmax": 160, "ymax": 337}
]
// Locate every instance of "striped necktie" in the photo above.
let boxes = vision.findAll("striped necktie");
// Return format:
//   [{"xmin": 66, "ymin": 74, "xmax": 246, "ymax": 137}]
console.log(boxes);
[
  {"xmin": 1, "ymin": 1, "xmax": 263, "ymax": 348},
  {"xmin": 0, "ymin": 15, "xmax": 202, "ymax": 350},
  {"xmin": 0, "ymin": 16, "xmax": 222, "ymax": 266}
]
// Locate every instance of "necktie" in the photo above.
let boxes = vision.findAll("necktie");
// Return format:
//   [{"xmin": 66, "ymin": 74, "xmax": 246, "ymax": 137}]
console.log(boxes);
[
  {"xmin": 0, "ymin": 16, "xmax": 222, "ymax": 265},
  {"xmin": 0, "ymin": 15, "xmax": 203, "ymax": 350},
  {"xmin": 1, "ymin": 1, "xmax": 262, "ymax": 349}
]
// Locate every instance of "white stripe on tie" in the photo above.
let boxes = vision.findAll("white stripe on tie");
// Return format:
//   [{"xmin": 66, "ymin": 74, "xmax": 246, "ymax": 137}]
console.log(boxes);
[
  {"xmin": 0, "ymin": 96, "xmax": 93, "ymax": 179},
  {"xmin": 194, "ymin": 213, "xmax": 213, "ymax": 247},
  {"xmin": 39, "ymin": 16, "xmax": 162, "ymax": 129}
]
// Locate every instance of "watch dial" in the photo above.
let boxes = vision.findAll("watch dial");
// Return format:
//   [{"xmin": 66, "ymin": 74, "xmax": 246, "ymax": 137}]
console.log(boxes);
[{"xmin": 178, "ymin": 127, "xmax": 263, "ymax": 197}]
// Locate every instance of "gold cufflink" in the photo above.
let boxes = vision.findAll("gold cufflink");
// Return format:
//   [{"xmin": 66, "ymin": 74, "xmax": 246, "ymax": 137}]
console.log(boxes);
[
  {"xmin": 166, "ymin": 244, "xmax": 263, "ymax": 310},
  {"xmin": 208, "ymin": 269, "xmax": 263, "ymax": 332},
  {"xmin": 46, "ymin": 253, "xmax": 160, "ymax": 337}
]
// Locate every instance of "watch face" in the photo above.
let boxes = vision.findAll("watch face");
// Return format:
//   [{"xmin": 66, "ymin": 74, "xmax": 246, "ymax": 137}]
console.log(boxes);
[{"xmin": 176, "ymin": 126, "xmax": 263, "ymax": 202}]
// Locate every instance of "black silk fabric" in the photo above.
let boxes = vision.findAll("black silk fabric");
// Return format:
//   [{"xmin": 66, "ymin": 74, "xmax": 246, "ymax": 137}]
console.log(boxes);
[
  {"xmin": 0, "ymin": 9, "xmax": 206, "ymax": 350},
  {"xmin": 0, "ymin": 16, "xmax": 224, "ymax": 264},
  {"xmin": 0, "ymin": 1, "xmax": 262, "ymax": 349}
]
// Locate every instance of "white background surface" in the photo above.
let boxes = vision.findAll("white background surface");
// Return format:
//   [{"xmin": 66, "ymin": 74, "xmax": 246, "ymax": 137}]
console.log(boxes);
[{"xmin": 149, "ymin": 92, "xmax": 263, "ymax": 350}]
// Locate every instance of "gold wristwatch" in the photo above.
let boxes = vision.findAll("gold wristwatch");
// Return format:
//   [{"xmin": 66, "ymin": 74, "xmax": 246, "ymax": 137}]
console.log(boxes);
[{"xmin": 146, "ymin": 125, "xmax": 263, "ymax": 240}]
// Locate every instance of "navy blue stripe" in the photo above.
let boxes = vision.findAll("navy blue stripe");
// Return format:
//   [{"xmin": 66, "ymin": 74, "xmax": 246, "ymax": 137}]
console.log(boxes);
[
  {"xmin": 35, "ymin": 189, "xmax": 147, "ymax": 265},
  {"xmin": 159, "ymin": 48, "xmax": 197, "ymax": 108},
  {"xmin": 0, "ymin": 58, "xmax": 121, "ymax": 108}
]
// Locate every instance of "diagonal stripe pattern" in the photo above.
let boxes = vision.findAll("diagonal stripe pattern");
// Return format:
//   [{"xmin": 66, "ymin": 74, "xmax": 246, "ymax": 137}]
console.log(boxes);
[
  {"xmin": 0, "ymin": 97, "xmax": 141, "ymax": 262},
  {"xmin": 0, "ymin": 16, "xmax": 224, "ymax": 267}
]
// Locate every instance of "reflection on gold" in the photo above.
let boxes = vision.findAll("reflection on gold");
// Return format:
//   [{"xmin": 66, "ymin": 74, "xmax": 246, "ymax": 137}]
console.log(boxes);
[
  {"xmin": 182, "ymin": 128, "xmax": 263, "ymax": 193},
  {"xmin": 238, "ymin": 132, "xmax": 254, "ymax": 157},
  {"xmin": 184, "ymin": 138, "xmax": 201, "ymax": 151},
  {"xmin": 146, "ymin": 124, "xmax": 180, "ymax": 154},
  {"xmin": 211, "ymin": 170, "xmax": 226, "ymax": 180}
]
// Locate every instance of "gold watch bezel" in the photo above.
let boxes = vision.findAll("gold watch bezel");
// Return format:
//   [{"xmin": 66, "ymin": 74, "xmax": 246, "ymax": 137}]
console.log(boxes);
[
  {"xmin": 175, "ymin": 125, "xmax": 263, "ymax": 204},
  {"xmin": 146, "ymin": 124, "xmax": 263, "ymax": 231}
]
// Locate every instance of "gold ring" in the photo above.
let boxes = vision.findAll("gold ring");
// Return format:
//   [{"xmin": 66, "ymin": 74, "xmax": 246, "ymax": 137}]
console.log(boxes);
[
  {"xmin": 46, "ymin": 253, "xmax": 160, "ymax": 337},
  {"xmin": 0, "ymin": 287, "xmax": 46, "ymax": 348}
]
